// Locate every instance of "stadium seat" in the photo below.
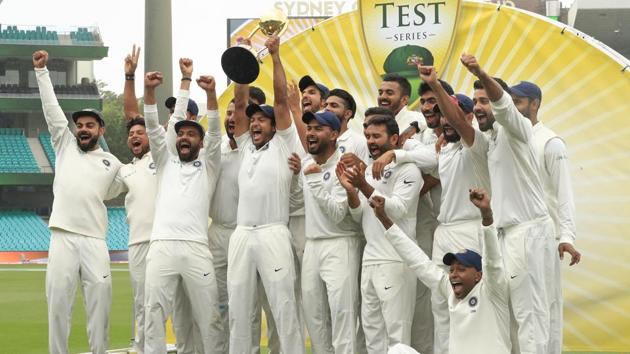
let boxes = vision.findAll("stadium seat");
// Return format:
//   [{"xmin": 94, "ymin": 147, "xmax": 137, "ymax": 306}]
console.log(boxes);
[
  {"xmin": 106, "ymin": 208, "xmax": 129, "ymax": 251},
  {"xmin": 38, "ymin": 132, "xmax": 56, "ymax": 168},
  {"xmin": 0, "ymin": 211, "xmax": 50, "ymax": 251},
  {"xmin": 0, "ymin": 129, "xmax": 40, "ymax": 173}
]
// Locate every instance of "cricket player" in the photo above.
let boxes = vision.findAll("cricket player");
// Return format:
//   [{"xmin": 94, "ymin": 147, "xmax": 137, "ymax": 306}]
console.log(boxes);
[
  {"xmin": 373, "ymin": 188, "xmax": 511, "ymax": 354},
  {"xmin": 290, "ymin": 111, "xmax": 363, "ymax": 353},
  {"xmin": 324, "ymin": 88, "xmax": 369, "ymax": 163},
  {"xmin": 515, "ymin": 81, "xmax": 582, "ymax": 354},
  {"xmin": 340, "ymin": 114, "xmax": 421, "ymax": 353},
  {"xmin": 460, "ymin": 54, "xmax": 555, "ymax": 354},
  {"xmin": 142, "ymin": 62, "xmax": 223, "ymax": 353},
  {"xmin": 378, "ymin": 73, "xmax": 427, "ymax": 133},
  {"xmin": 227, "ymin": 34, "xmax": 305, "ymax": 354},
  {"xmin": 33, "ymin": 50, "xmax": 122, "ymax": 354},
  {"xmin": 415, "ymin": 65, "xmax": 493, "ymax": 353}
]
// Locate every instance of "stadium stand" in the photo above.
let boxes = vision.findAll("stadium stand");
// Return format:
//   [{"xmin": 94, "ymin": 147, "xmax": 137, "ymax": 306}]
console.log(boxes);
[
  {"xmin": 0, "ymin": 82, "xmax": 99, "ymax": 95},
  {"xmin": 106, "ymin": 207, "xmax": 129, "ymax": 251},
  {"xmin": 0, "ymin": 25, "xmax": 59, "ymax": 42},
  {"xmin": 0, "ymin": 128, "xmax": 40, "ymax": 173},
  {"xmin": 0, "ymin": 210, "xmax": 50, "ymax": 251},
  {"xmin": 38, "ymin": 132, "xmax": 56, "ymax": 168},
  {"xmin": 70, "ymin": 27, "xmax": 95, "ymax": 42}
]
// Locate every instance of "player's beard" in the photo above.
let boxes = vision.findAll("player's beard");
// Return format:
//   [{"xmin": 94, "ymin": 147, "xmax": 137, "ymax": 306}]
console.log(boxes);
[
  {"xmin": 443, "ymin": 124, "xmax": 461, "ymax": 143},
  {"xmin": 76, "ymin": 133, "xmax": 99, "ymax": 152}
]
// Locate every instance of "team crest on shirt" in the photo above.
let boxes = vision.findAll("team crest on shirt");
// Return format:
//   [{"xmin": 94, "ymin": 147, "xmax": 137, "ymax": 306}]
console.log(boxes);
[
  {"xmin": 323, "ymin": 171, "xmax": 331, "ymax": 181},
  {"xmin": 468, "ymin": 296, "xmax": 478, "ymax": 307},
  {"xmin": 149, "ymin": 162, "xmax": 156, "ymax": 170},
  {"xmin": 339, "ymin": 146, "xmax": 346, "ymax": 153},
  {"xmin": 383, "ymin": 170, "xmax": 393, "ymax": 179},
  {"xmin": 193, "ymin": 161, "xmax": 202, "ymax": 167},
  {"xmin": 102, "ymin": 159, "xmax": 110, "ymax": 167}
]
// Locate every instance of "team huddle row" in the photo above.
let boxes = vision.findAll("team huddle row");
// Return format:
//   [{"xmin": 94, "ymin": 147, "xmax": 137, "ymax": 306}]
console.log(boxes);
[{"xmin": 33, "ymin": 33, "xmax": 581, "ymax": 354}]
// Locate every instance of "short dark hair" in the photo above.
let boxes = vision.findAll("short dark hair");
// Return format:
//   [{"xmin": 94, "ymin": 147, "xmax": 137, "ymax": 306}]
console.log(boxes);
[
  {"xmin": 328, "ymin": 88, "xmax": 356, "ymax": 118},
  {"xmin": 363, "ymin": 114, "xmax": 399, "ymax": 137},
  {"xmin": 473, "ymin": 78, "xmax": 510, "ymax": 92},
  {"xmin": 126, "ymin": 117, "xmax": 146, "ymax": 132},
  {"xmin": 382, "ymin": 73, "xmax": 411, "ymax": 97},
  {"xmin": 419, "ymin": 79, "xmax": 455, "ymax": 96},
  {"xmin": 249, "ymin": 86, "xmax": 266, "ymax": 105},
  {"xmin": 364, "ymin": 106, "xmax": 393, "ymax": 118}
]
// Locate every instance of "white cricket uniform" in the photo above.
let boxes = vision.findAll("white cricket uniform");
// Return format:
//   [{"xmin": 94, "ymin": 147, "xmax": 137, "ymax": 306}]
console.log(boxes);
[
  {"xmin": 293, "ymin": 151, "xmax": 362, "ymax": 353},
  {"xmin": 108, "ymin": 152, "xmax": 157, "ymax": 354},
  {"xmin": 531, "ymin": 122, "xmax": 576, "ymax": 354},
  {"xmin": 228, "ymin": 124, "xmax": 306, "ymax": 354},
  {"xmin": 488, "ymin": 91, "xmax": 554, "ymax": 354},
  {"xmin": 36, "ymin": 67, "xmax": 122, "ymax": 354},
  {"xmin": 336, "ymin": 126, "xmax": 370, "ymax": 354},
  {"xmin": 206, "ymin": 135, "xmax": 241, "ymax": 352},
  {"xmin": 411, "ymin": 128, "xmax": 491, "ymax": 354},
  {"xmin": 349, "ymin": 160, "xmax": 422, "ymax": 353},
  {"xmin": 142, "ymin": 93, "xmax": 223, "ymax": 353},
  {"xmin": 384, "ymin": 223, "xmax": 510, "ymax": 354},
  {"xmin": 409, "ymin": 127, "xmax": 440, "ymax": 354}
]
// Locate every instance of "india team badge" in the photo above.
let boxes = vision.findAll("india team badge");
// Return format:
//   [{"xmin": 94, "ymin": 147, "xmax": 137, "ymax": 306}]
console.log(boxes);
[
  {"xmin": 323, "ymin": 171, "xmax": 331, "ymax": 181},
  {"xmin": 468, "ymin": 296, "xmax": 478, "ymax": 307},
  {"xmin": 360, "ymin": 0, "xmax": 462, "ymax": 102}
]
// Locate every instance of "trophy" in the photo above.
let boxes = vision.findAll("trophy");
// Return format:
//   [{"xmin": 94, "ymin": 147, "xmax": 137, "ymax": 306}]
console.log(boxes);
[{"xmin": 221, "ymin": 9, "xmax": 289, "ymax": 84}]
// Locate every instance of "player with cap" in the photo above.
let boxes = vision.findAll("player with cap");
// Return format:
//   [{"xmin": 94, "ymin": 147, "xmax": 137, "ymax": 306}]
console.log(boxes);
[
  {"xmin": 339, "ymin": 113, "xmax": 422, "ymax": 353},
  {"xmin": 416, "ymin": 65, "xmax": 492, "ymax": 353},
  {"xmin": 514, "ymin": 81, "xmax": 582, "ymax": 354},
  {"xmin": 165, "ymin": 95, "xmax": 199, "ymax": 120},
  {"xmin": 378, "ymin": 73, "xmax": 427, "ymax": 134},
  {"xmin": 289, "ymin": 110, "xmax": 363, "ymax": 353},
  {"xmin": 460, "ymin": 54, "xmax": 555, "ymax": 354},
  {"xmin": 141, "ymin": 58, "xmax": 223, "ymax": 353},
  {"xmin": 372, "ymin": 188, "xmax": 510, "ymax": 354},
  {"xmin": 227, "ymin": 34, "xmax": 305, "ymax": 354},
  {"xmin": 33, "ymin": 50, "xmax": 122, "ymax": 354}
]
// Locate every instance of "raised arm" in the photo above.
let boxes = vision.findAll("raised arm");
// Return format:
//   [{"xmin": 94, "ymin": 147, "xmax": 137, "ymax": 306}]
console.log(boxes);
[
  {"xmin": 123, "ymin": 44, "xmax": 141, "ymax": 120},
  {"xmin": 461, "ymin": 54, "xmax": 531, "ymax": 142},
  {"xmin": 265, "ymin": 34, "xmax": 291, "ymax": 131},
  {"xmin": 166, "ymin": 58, "xmax": 194, "ymax": 153},
  {"xmin": 233, "ymin": 83, "xmax": 250, "ymax": 138},
  {"xmin": 33, "ymin": 50, "xmax": 71, "ymax": 147},
  {"xmin": 370, "ymin": 196, "xmax": 450, "ymax": 298},
  {"xmin": 196, "ymin": 75, "xmax": 222, "ymax": 171},
  {"xmin": 469, "ymin": 188, "xmax": 508, "ymax": 299},
  {"xmin": 143, "ymin": 72, "xmax": 167, "ymax": 162},
  {"xmin": 419, "ymin": 65, "xmax": 475, "ymax": 147},
  {"xmin": 288, "ymin": 79, "xmax": 307, "ymax": 149}
]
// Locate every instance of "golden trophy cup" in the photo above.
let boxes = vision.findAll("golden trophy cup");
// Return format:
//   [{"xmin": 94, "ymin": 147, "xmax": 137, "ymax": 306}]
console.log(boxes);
[{"xmin": 221, "ymin": 9, "xmax": 288, "ymax": 84}]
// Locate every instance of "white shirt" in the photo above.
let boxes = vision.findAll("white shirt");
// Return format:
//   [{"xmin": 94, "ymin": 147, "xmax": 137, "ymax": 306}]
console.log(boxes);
[
  {"xmin": 337, "ymin": 128, "xmax": 369, "ymax": 163},
  {"xmin": 110, "ymin": 153, "xmax": 158, "ymax": 245},
  {"xmin": 36, "ymin": 67, "xmax": 121, "ymax": 240},
  {"xmin": 438, "ymin": 129, "xmax": 491, "ymax": 224},
  {"xmin": 487, "ymin": 92, "xmax": 548, "ymax": 227},
  {"xmin": 350, "ymin": 161, "xmax": 422, "ymax": 264},
  {"xmin": 144, "ymin": 91, "xmax": 221, "ymax": 245},
  {"xmin": 236, "ymin": 123, "xmax": 305, "ymax": 227},
  {"xmin": 532, "ymin": 123, "xmax": 576, "ymax": 244},
  {"xmin": 299, "ymin": 151, "xmax": 359, "ymax": 239},
  {"xmin": 209, "ymin": 135, "xmax": 241, "ymax": 228},
  {"xmin": 385, "ymin": 223, "xmax": 510, "ymax": 354},
  {"xmin": 395, "ymin": 106, "xmax": 427, "ymax": 134}
]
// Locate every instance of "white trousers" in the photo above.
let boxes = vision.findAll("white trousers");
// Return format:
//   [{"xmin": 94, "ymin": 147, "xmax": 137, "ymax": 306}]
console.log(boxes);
[
  {"xmin": 129, "ymin": 242, "xmax": 150, "ymax": 354},
  {"xmin": 430, "ymin": 220, "xmax": 483, "ymax": 354},
  {"xmin": 46, "ymin": 230, "xmax": 111, "ymax": 354},
  {"xmin": 361, "ymin": 262, "xmax": 416, "ymax": 354},
  {"xmin": 227, "ymin": 224, "xmax": 305, "ymax": 354},
  {"xmin": 388, "ymin": 343, "xmax": 421, "ymax": 354},
  {"xmin": 411, "ymin": 195, "xmax": 436, "ymax": 354},
  {"xmin": 144, "ymin": 240, "xmax": 222, "ymax": 354},
  {"xmin": 500, "ymin": 217, "xmax": 554, "ymax": 354},
  {"xmin": 547, "ymin": 241, "xmax": 562, "ymax": 354},
  {"xmin": 302, "ymin": 237, "xmax": 362, "ymax": 354}
]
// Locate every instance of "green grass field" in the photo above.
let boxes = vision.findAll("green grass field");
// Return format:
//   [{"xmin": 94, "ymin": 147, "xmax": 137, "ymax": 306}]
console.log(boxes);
[{"xmin": 0, "ymin": 264, "xmax": 616, "ymax": 354}]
